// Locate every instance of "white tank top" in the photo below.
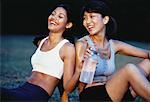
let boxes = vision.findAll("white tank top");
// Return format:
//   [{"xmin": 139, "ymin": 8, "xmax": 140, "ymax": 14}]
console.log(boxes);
[{"xmin": 31, "ymin": 37, "xmax": 69, "ymax": 79}]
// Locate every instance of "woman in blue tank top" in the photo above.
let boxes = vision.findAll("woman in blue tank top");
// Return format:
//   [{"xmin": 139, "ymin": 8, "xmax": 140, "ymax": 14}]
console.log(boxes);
[
  {"xmin": 0, "ymin": 2, "xmax": 75, "ymax": 102},
  {"xmin": 65, "ymin": 0, "xmax": 150, "ymax": 101}
]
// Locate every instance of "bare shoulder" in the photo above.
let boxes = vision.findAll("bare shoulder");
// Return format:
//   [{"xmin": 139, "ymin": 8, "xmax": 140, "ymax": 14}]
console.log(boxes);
[
  {"xmin": 111, "ymin": 39, "xmax": 126, "ymax": 46},
  {"xmin": 63, "ymin": 42, "xmax": 75, "ymax": 51},
  {"xmin": 60, "ymin": 42, "xmax": 75, "ymax": 59},
  {"xmin": 76, "ymin": 38, "xmax": 88, "ymax": 50},
  {"xmin": 111, "ymin": 39, "xmax": 131, "ymax": 52},
  {"xmin": 111, "ymin": 39, "xmax": 124, "ymax": 52}
]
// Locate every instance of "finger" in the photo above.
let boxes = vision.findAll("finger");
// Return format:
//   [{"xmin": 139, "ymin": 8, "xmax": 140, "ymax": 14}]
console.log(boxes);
[{"xmin": 86, "ymin": 49, "xmax": 93, "ymax": 55}]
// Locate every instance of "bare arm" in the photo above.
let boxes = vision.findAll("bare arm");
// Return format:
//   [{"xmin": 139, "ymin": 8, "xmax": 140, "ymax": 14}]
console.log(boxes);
[
  {"xmin": 61, "ymin": 42, "xmax": 75, "ymax": 91},
  {"xmin": 113, "ymin": 40, "xmax": 150, "ymax": 59},
  {"xmin": 65, "ymin": 40, "xmax": 87, "ymax": 93}
]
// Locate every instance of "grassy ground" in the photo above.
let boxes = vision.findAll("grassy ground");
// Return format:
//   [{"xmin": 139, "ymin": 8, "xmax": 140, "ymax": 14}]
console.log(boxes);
[{"xmin": 0, "ymin": 34, "xmax": 150, "ymax": 102}]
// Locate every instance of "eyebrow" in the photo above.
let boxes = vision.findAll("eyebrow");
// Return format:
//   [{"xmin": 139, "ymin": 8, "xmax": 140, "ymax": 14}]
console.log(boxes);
[
  {"xmin": 59, "ymin": 13, "xmax": 66, "ymax": 17},
  {"xmin": 53, "ymin": 10, "xmax": 66, "ymax": 17}
]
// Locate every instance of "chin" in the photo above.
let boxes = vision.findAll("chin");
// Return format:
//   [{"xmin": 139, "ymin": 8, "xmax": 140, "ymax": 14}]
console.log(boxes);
[
  {"xmin": 48, "ymin": 26, "xmax": 55, "ymax": 31},
  {"xmin": 89, "ymin": 32, "xmax": 96, "ymax": 35}
]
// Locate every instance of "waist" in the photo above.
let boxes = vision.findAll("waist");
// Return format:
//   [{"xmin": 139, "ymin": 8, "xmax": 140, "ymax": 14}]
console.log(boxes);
[
  {"xmin": 93, "ymin": 75, "xmax": 110, "ymax": 82},
  {"xmin": 86, "ymin": 75, "xmax": 111, "ymax": 89},
  {"xmin": 32, "ymin": 67, "xmax": 63, "ymax": 79},
  {"xmin": 27, "ymin": 71, "xmax": 59, "ymax": 96}
]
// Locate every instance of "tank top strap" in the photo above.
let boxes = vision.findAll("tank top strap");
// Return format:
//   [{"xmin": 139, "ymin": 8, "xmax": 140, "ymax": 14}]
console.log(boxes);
[
  {"xmin": 109, "ymin": 39, "xmax": 116, "ymax": 55},
  {"xmin": 38, "ymin": 37, "xmax": 49, "ymax": 50},
  {"xmin": 84, "ymin": 36, "xmax": 96, "ymax": 51},
  {"xmin": 55, "ymin": 39, "xmax": 69, "ymax": 51}
]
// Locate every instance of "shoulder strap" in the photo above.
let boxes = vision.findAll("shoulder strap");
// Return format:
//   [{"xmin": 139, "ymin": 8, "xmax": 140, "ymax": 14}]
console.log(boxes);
[
  {"xmin": 38, "ymin": 37, "xmax": 48, "ymax": 49},
  {"xmin": 56, "ymin": 39, "xmax": 69, "ymax": 50},
  {"xmin": 109, "ymin": 39, "xmax": 116, "ymax": 54},
  {"xmin": 84, "ymin": 36, "xmax": 96, "ymax": 51}
]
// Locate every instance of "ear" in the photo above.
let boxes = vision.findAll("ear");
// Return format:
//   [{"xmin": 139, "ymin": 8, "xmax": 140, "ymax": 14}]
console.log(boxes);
[
  {"xmin": 66, "ymin": 22, "xmax": 73, "ymax": 29},
  {"xmin": 103, "ymin": 16, "xmax": 109, "ymax": 24}
]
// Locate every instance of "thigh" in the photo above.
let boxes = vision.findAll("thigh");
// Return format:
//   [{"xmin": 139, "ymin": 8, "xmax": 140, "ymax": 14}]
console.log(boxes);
[
  {"xmin": 1, "ymin": 82, "xmax": 50, "ymax": 101},
  {"xmin": 106, "ymin": 62, "xmax": 150, "ymax": 101},
  {"xmin": 105, "ymin": 64, "xmax": 139, "ymax": 101},
  {"xmin": 0, "ymin": 87, "xmax": 27, "ymax": 101},
  {"xmin": 105, "ymin": 68, "xmax": 129, "ymax": 101}
]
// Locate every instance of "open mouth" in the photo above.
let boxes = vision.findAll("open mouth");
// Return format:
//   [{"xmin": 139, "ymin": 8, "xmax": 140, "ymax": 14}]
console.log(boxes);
[
  {"xmin": 87, "ymin": 26, "xmax": 94, "ymax": 32},
  {"xmin": 48, "ymin": 19, "xmax": 58, "ymax": 26}
]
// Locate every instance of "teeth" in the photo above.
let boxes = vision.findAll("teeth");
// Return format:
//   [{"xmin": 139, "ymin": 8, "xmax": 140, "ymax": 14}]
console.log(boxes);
[
  {"xmin": 87, "ymin": 26, "xmax": 93, "ymax": 29},
  {"xmin": 49, "ymin": 21, "xmax": 57, "ymax": 25}
]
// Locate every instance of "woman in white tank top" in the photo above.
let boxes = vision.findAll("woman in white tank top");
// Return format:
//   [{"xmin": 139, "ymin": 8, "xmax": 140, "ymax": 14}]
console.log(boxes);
[
  {"xmin": 66, "ymin": 1, "xmax": 150, "ymax": 102},
  {"xmin": 1, "ymin": 3, "xmax": 75, "ymax": 102}
]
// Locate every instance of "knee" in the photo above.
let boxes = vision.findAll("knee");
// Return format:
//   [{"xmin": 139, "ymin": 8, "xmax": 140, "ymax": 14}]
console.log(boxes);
[
  {"xmin": 123, "ymin": 63, "xmax": 138, "ymax": 75},
  {"xmin": 138, "ymin": 59, "xmax": 150, "ymax": 75},
  {"xmin": 142, "ymin": 59, "xmax": 150, "ymax": 66}
]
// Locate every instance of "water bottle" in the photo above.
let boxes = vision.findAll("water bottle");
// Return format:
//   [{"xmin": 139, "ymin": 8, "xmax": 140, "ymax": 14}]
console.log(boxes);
[{"xmin": 79, "ymin": 49, "xmax": 98, "ymax": 84}]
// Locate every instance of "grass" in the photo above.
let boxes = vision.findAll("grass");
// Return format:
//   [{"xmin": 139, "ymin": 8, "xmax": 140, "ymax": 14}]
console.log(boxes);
[{"xmin": 0, "ymin": 34, "xmax": 150, "ymax": 102}]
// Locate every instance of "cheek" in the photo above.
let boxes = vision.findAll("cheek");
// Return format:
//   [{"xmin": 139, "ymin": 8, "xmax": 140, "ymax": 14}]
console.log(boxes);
[
  {"xmin": 83, "ymin": 21, "xmax": 86, "ymax": 27},
  {"xmin": 60, "ymin": 18, "xmax": 67, "ymax": 25}
]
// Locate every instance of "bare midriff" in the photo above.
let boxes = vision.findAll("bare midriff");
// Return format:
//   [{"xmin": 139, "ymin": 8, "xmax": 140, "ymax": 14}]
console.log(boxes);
[{"xmin": 27, "ymin": 71, "xmax": 60, "ymax": 96}]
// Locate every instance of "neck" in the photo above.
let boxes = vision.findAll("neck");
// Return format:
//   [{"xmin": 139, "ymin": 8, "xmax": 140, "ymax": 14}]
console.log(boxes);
[
  {"xmin": 90, "ymin": 33, "xmax": 108, "ymax": 48},
  {"xmin": 48, "ymin": 32, "xmax": 63, "ymax": 44}
]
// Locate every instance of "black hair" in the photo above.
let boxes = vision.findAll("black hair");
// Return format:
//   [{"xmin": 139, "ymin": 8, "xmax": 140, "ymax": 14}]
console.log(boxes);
[
  {"xmin": 48, "ymin": 2, "xmax": 75, "ymax": 43},
  {"xmin": 81, "ymin": 0, "xmax": 117, "ymax": 39},
  {"xmin": 49, "ymin": 2, "xmax": 74, "ymax": 23}
]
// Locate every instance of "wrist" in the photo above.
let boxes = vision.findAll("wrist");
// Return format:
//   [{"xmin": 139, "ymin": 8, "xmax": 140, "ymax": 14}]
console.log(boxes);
[{"xmin": 76, "ymin": 68, "xmax": 81, "ymax": 74}]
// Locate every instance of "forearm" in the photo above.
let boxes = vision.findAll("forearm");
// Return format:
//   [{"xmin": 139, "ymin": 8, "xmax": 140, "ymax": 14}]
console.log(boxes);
[{"xmin": 65, "ymin": 70, "xmax": 81, "ymax": 93}]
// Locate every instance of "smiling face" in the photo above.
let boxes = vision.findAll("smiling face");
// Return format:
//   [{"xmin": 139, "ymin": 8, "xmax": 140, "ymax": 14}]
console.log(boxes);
[
  {"xmin": 48, "ymin": 7, "xmax": 68, "ymax": 33},
  {"xmin": 83, "ymin": 11, "xmax": 106, "ymax": 35}
]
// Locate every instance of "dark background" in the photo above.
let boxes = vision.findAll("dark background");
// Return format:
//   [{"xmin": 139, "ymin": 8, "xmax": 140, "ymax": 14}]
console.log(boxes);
[{"xmin": 1, "ymin": 0, "xmax": 150, "ymax": 42}]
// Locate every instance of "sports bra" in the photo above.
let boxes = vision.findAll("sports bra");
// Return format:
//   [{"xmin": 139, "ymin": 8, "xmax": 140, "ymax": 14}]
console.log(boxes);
[{"xmin": 31, "ymin": 37, "xmax": 69, "ymax": 79}]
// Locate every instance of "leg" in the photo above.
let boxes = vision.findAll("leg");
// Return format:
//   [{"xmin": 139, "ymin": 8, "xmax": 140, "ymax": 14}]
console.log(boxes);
[
  {"xmin": 137, "ymin": 59, "xmax": 150, "ymax": 76},
  {"xmin": 130, "ymin": 59, "xmax": 150, "ymax": 97},
  {"xmin": 105, "ymin": 63, "xmax": 150, "ymax": 102}
]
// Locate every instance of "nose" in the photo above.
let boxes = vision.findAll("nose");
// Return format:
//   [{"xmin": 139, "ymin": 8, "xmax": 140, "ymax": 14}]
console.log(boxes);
[
  {"xmin": 86, "ymin": 17, "xmax": 92, "ymax": 24},
  {"xmin": 49, "ymin": 15, "xmax": 57, "ymax": 21}
]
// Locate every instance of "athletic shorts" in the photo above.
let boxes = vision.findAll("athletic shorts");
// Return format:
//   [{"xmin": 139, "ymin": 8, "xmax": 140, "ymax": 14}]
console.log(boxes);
[
  {"xmin": 79, "ymin": 85, "xmax": 134, "ymax": 102},
  {"xmin": 0, "ymin": 82, "xmax": 50, "ymax": 102}
]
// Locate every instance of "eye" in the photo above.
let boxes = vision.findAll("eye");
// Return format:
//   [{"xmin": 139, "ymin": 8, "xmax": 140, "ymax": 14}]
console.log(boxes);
[
  {"xmin": 91, "ymin": 15, "xmax": 95, "ymax": 18},
  {"xmin": 58, "ymin": 13, "xmax": 65, "ymax": 19},
  {"xmin": 83, "ymin": 16, "xmax": 87, "ymax": 20},
  {"xmin": 59, "ymin": 15, "xmax": 64, "ymax": 18},
  {"xmin": 51, "ymin": 12, "xmax": 55, "ymax": 16}
]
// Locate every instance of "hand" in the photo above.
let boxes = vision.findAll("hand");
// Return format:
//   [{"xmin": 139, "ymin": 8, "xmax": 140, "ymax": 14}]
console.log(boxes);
[
  {"xmin": 129, "ymin": 87, "xmax": 137, "ymax": 97},
  {"xmin": 78, "ymin": 82, "xmax": 86, "ymax": 94},
  {"xmin": 84, "ymin": 47, "xmax": 94, "ymax": 59},
  {"xmin": 61, "ymin": 91, "xmax": 68, "ymax": 102}
]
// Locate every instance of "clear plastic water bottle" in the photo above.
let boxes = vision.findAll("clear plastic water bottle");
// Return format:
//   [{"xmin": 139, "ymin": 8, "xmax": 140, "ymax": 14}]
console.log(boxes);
[{"xmin": 79, "ymin": 49, "xmax": 98, "ymax": 84}]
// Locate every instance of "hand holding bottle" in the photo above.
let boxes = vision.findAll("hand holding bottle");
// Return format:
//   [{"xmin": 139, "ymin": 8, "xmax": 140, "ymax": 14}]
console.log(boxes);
[{"xmin": 79, "ymin": 47, "xmax": 98, "ymax": 84}]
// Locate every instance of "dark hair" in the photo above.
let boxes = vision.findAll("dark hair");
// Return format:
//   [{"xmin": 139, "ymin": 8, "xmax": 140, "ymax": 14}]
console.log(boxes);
[
  {"xmin": 81, "ymin": 0, "xmax": 117, "ymax": 38},
  {"xmin": 50, "ymin": 2, "xmax": 74, "ymax": 23},
  {"xmin": 48, "ymin": 2, "xmax": 75, "ymax": 43}
]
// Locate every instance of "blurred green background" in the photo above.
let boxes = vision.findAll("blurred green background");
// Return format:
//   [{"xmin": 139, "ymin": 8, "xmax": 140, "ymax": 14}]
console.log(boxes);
[
  {"xmin": 1, "ymin": 0, "xmax": 150, "ymax": 101},
  {"xmin": 1, "ymin": 34, "xmax": 150, "ymax": 101}
]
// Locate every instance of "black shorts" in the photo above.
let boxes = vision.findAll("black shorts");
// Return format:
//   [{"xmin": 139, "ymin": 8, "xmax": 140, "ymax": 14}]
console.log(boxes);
[
  {"xmin": 79, "ymin": 85, "xmax": 111, "ymax": 102},
  {"xmin": 79, "ymin": 85, "xmax": 134, "ymax": 102},
  {"xmin": 0, "ymin": 82, "xmax": 50, "ymax": 102}
]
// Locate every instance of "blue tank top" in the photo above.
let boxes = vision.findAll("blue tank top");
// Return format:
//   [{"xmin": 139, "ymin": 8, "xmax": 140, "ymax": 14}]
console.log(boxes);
[{"xmin": 84, "ymin": 36, "xmax": 116, "ymax": 83}]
